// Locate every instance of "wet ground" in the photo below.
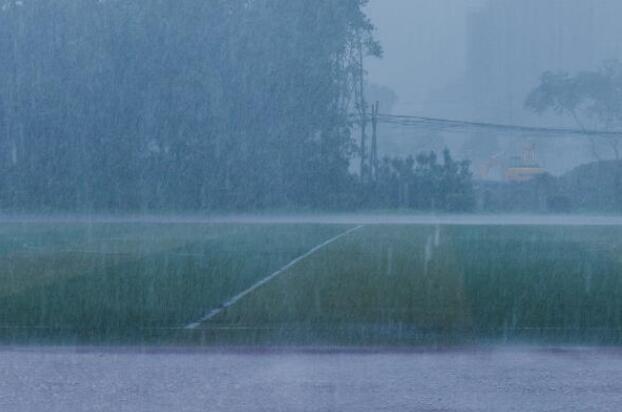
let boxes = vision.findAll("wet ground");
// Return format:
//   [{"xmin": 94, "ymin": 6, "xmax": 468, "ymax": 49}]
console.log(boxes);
[{"xmin": 2, "ymin": 346, "xmax": 621, "ymax": 411}]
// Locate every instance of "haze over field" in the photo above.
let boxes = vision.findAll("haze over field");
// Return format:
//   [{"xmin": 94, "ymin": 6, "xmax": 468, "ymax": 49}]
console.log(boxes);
[
  {"xmin": 366, "ymin": 0, "xmax": 622, "ymax": 123},
  {"xmin": 1, "ymin": 2, "xmax": 622, "ymax": 411},
  {"xmin": 366, "ymin": 0, "xmax": 622, "ymax": 176}
]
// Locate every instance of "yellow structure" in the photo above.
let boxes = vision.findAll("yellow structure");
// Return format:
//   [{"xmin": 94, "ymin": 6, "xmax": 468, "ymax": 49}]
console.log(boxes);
[{"xmin": 505, "ymin": 144, "xmax": 546, "ymax": 182}]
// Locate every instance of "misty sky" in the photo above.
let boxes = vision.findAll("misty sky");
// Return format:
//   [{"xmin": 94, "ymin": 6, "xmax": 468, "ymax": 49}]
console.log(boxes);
[
  {"xmin": 365, "ymin": 0, "xmax": 622, "ymax": 124},
  {"xmin": 364, "ymin": 0, "xmax": 622, "ymax": 174},
  {"xmin": 365, "ymin": 0, "xmax": 484, "ymax": 115}
]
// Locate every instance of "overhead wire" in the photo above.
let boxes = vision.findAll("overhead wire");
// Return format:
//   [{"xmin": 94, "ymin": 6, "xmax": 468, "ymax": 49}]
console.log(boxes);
[{"xmin": 350, "ymin": 113, "xmax": 622, "ymax": 138}]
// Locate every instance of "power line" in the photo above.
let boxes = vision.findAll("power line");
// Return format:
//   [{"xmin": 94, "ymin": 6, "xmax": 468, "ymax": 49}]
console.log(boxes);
[{"xmin": 353, "ymin": 113, "xmax": 622, "ymax": 138}]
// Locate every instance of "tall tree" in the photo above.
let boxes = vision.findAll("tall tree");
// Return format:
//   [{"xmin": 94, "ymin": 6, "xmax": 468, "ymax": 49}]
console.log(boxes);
[
  {"xmin": 526, "ymin": 60, "xmax": 622, "ymax": 160},
  {"xmin": 0, "ymin": 0, "xmax": 380, "ymax": 211}
]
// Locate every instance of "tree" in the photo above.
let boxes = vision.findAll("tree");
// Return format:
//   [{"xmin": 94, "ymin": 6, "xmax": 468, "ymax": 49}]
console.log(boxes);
[
  {"xmin": 373, "ymin": 149, "xmax": 475, "ymax": 212},
  {"xmin": 365, "ymin": 83, "xmax": 398, "ymax": 115},
  {"xmin": 0, "ymin": 0, "xmax": 380, "ymax": 211},
  {"xmin": 526, "ymin": 60, "xmax": 622, "ymax": 160},
  {"xmin": 526, "ymin": 60, "xmax": 622, "ymax": 208}
]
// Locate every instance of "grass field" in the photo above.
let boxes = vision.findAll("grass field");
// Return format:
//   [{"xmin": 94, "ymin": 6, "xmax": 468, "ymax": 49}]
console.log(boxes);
[{"xmin": 1, "ymin": 220, "xmax": 622, "ymax": 345}]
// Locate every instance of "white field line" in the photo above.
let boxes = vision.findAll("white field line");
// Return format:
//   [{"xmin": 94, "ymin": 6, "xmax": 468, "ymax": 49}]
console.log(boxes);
[{"xmin": 184, "ymin": 225, "xmax": 365, "ymax": 330}]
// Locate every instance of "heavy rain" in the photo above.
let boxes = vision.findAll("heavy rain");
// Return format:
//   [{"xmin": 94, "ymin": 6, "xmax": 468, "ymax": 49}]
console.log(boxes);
[{"xmin": 1, "ymin": 1, "xmax": 622, "ymax": 411}]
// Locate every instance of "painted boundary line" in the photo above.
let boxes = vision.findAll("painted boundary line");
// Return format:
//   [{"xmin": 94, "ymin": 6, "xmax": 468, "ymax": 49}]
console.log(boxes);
[{"xmin": 184, "ymin": 225, "xmax": 365, "ymax": 330}]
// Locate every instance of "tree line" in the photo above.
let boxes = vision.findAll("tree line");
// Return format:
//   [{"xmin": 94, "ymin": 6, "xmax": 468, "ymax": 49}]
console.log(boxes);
[
  {"xmin": 370, "ymin": 150, "xmax": 475, "ymax": 211},
  {"xmin": 0, "ymin": 0, "xmax": 475, "ymax": 212},
  {"xmin": 526, "ymin": 60, "xmax": 622, "ymax": 210}
]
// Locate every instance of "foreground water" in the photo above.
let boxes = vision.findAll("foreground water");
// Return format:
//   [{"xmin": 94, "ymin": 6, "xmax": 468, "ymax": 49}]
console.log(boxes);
[{"xmin": 1, "ymin": 345, "xmax": 621, "ymax": 412}]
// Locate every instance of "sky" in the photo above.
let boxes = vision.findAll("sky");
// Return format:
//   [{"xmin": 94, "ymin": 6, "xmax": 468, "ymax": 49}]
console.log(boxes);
[
  {"xmin": 365, "ymin": 0, "xmax": 484, "ymax": 116},
  {"xmin": 364, "ymin": 0, "xmax": 622, "ymax": 175}
]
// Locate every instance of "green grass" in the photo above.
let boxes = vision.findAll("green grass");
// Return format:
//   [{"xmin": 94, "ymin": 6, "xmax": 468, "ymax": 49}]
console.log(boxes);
[
  {"xmin": 0, "ymin": 222, "xmax": 348, "ymax": 343},
  {"xmin": 1, "ymin": 222, "xmax": 622, "ymax": 345},
  {"xmin": 210, "ymin": 225, "xmax": 622, "ymax": 345}
]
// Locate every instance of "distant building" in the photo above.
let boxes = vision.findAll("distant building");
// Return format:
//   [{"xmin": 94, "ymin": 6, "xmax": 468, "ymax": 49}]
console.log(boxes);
[
  {"xmin": 478, "ymin": 143, "xmax": 546, "ymax": 182},
  {"xmin": 505, "ymin": 144, "xmax": 546, "ymax": 182}
]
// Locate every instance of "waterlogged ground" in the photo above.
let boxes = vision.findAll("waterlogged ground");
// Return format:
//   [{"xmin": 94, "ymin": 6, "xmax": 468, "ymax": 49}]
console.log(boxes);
[
  {"xmin": 2, "ymin": 346, "xmax": 622, "ymax": 412},
  {"xmin": 0, "ymin": 217, "xmax": 621, "ymax": 345}
]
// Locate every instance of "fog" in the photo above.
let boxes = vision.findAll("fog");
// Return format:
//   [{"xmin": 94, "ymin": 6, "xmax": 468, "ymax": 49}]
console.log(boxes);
[
  {"xmin": 366, "ymin": 0, "xmax": 480, "ymax": 116},
  {"xmin": 2, "ymin": 2, "xmax": 622, "ymax": 411},
  {"xmin": 366, "ymin": 0, "xmax": 622, "ymax": 177},
  {"xmin": 367, "ymin": 0, "xmax": 622, "ymax": 122}
]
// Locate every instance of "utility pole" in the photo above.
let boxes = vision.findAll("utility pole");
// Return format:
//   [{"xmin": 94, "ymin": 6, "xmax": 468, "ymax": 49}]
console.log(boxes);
[
  {"xmin": 357, "ymin": 37, "xmax": 368, "ymax": 183},
  {"xmin": 370, "ymin": 101, "xmax": 379, "ymax": 181},
  {"xmin": 359, "ymin": 107, "xmax": 367, "ymax": 182}
]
